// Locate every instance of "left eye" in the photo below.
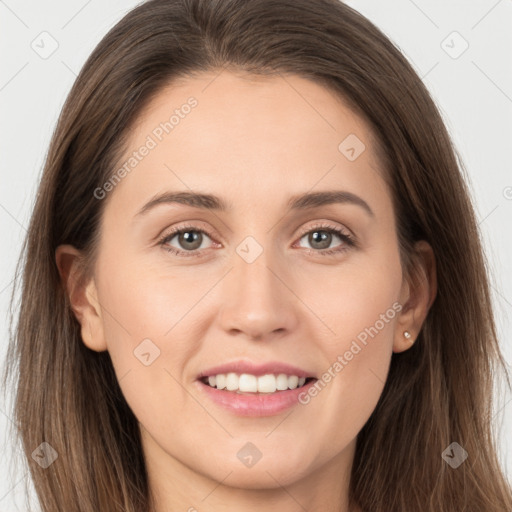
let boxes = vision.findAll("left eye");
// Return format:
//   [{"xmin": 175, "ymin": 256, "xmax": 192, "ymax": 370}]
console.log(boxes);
[{"xmin": 296, "ymin": 227, "xmax": 352, "ymax": 252}]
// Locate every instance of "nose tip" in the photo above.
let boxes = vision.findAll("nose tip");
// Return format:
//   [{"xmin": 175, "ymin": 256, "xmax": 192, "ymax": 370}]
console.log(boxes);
[{"xmin": 217, "ymin": 258, "xmax": 299, "ymax": 342}]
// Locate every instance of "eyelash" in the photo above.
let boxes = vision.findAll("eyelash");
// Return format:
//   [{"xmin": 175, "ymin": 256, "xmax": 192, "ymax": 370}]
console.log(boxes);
[{"xmin": 158, "ymin": 222, "xmax": 356, "ymax": 258}]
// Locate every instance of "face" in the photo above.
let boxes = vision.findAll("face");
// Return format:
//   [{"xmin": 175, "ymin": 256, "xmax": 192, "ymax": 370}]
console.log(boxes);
[{"xmin": 60, "ymin": 70, "xmax": 427, "ymax": 496}]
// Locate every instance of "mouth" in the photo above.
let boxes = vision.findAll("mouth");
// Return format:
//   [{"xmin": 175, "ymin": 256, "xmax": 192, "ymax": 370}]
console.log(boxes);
[
  {"xmin": 199, "ymin": 373, "xmax": 316, "ymax": 394},
  {"xmin": 195, "ymin": 362, "xmax": 319, "ymax": 416}
]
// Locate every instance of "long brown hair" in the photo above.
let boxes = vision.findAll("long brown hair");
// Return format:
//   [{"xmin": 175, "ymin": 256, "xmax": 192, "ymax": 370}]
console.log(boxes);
[{"xmin": 3, "ymin": 0, "xmax": 511, "ymax": 510}]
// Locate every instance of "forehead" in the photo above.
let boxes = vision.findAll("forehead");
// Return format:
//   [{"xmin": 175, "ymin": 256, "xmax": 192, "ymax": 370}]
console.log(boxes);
[{"xmin": 106, "ymin": 70, "xmax": 390, "ymax": 219}]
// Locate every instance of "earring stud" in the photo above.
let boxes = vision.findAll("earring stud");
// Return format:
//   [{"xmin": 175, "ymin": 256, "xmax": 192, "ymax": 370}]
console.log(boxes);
[{"xmin": 403, "ymin": 331, "xmax": 412, "ymax": 339}]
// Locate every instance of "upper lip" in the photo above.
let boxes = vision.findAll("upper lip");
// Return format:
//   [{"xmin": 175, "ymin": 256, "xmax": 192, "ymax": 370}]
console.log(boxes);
[{"xmin": 197, "ymin": 360, "xmax": 316, "ymax": 379}]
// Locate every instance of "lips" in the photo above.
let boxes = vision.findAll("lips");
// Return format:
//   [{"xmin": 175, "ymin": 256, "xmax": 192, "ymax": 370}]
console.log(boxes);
[{"xmin": 195, "ymin": 360, "xmax": 318, "ymax": 416}]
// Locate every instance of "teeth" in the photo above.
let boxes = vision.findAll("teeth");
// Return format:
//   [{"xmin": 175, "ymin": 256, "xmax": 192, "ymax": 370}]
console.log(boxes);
[
  {"xmin": 226, "ymin": 373, "xmax": 239, "ymax": 391},
  {"xmin": 258, "ymin": 374, "xmax": 277, "ymax": 393},
  {"xmin": 203, "ymin": 373, "xmax": 309, "ymax": 393},
  {"xmin": 216, "ymin": 374, "xmax": 226, "ymax": 389},
  {"xmin": 239, "ymin": 373, "xmax": 258, "ymax": 392},
  {"xmin": 276, "ymin": 374, "xmax": 288, "ymax": 391}
]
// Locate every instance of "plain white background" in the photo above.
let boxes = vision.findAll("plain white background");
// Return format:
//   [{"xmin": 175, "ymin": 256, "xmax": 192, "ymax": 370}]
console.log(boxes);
[{"xmin": 1, "ymin": 0, "xmax": 511, "ymax": 509}]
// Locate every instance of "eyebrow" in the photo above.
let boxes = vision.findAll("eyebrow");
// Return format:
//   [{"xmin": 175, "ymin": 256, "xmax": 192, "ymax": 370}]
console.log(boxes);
[{"xmin": 135, "ymin": 190, "xmax": 374, "ymax": 218}]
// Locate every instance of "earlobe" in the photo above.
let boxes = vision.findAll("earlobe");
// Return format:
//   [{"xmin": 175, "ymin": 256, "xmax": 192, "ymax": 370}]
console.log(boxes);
[
  {"xmin": 393, "ymin": 240, "xmax": 437, "ymax": 353},
  {"xmin": 55, "ymin": 244, "xmax": 108, "ymax": 352},
  {"xmin": 393, "ymin": 329, "xmax": 416, "ymax": 353}
]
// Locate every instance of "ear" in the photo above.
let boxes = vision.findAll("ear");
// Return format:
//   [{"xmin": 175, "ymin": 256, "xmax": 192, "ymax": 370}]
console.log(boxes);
[
  {"xmin": 393, "ymin": 240, "xmax": 437, "ymax": 353},
  {"xmin": 55, "ymin": 244, "xmax": 107, "ymax": 352}
]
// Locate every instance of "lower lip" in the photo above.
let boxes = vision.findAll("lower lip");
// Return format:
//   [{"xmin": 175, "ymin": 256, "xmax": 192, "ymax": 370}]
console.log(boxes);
[{"xmin": 195, "ymin": 379, "xmax": 317, "ymax": 417}]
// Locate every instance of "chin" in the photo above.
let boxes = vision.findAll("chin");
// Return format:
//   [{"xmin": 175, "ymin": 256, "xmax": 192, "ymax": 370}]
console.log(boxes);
[{"xmin": 215, "ymin": 464, "xmax": 309, "ymax": 490}]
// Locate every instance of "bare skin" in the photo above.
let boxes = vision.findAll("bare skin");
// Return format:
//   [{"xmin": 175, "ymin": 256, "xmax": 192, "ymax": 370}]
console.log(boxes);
[{"xmin": 56, "ymin": 69, "xmax": 436, "ymax": 512}]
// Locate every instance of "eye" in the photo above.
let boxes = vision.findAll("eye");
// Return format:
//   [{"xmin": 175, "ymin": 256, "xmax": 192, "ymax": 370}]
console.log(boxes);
[
  {"xmin": 294, "ymin": 222, "xmax": 355, "ymax": 256},
  {"xmin": 159, "ymin": 224, "xmax": 216, "ymax": 258}
]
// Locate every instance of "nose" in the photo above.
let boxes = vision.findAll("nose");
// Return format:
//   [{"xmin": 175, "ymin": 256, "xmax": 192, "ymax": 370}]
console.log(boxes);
[{"xmin": 217, "ymin": 249, "xmax": 299, "ymax": 341}]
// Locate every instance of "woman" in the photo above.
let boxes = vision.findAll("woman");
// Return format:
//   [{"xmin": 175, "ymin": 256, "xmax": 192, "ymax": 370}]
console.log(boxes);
[{"xmin": 3, "ymin": 0, "xmax": 511, "ymax": 510}]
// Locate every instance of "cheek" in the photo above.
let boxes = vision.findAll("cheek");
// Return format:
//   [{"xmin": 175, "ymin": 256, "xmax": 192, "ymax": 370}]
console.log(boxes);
[
  {"xmin": 301, "ymin": 308, "xmax": 396, "ymax": 460},
  {"xmin": 92, "ymin": 257, "xmax": 204, "ymax": 441},
  {"xmin": 297, "ymin": 251, "xmax": 401, "ymax": 440},
  {"xmin": 93, "ymin": 249, "xmax": 216, "ymax": 390},
  {"xmin": 97, "ymin": 243, "xmax": 213, "ymax": 336},
  {"xmin": 297, "ymin": 245, "xmax": 402, "ymax": 348}
]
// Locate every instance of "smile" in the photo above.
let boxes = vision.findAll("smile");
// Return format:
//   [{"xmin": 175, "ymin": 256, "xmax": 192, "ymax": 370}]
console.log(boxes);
[
  {"xmin": 195, "ymin": 361, "xmax": 319, "ymax": 416},
  {"xmin": 200, "ymin": 373, "xmax": 312, "ymax": 393}
]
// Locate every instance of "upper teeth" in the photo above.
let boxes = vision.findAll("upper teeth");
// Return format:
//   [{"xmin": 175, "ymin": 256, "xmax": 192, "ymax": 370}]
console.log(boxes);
[{"xmin": 205, "ymin": 373, "xmax": 307, "ymax": 393}]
